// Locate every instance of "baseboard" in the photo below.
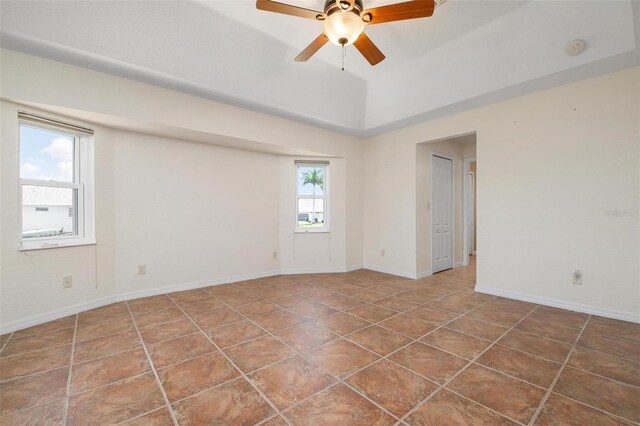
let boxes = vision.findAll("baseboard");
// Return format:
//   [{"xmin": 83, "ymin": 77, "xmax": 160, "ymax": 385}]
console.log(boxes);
[
  {"xmin": 117, "ymin": 269, "xmax": 282, "ymax": 302},
  {"xmin": 281, "ymin": 266, "xmax": 356, "ymax": 275},
  {"xmin": 454, "ymin": 261, "xmax": 464, "ymax": 268},
  {"xmin": 0, "ymin": 295, "xmax": 117, "ymax": 334},
  {"xmin": 475, "ymin": 286, "xmax": 640, "ymax": 324},
  {"xmin": 417, "ymin": 270, "xmax": 432, "ymax": 279},
  {"xmin": 346, "ymin": 264, "xmax": 364, "ymax": 273},
  {"xmin": 1, "ymin": 266, "xmax": 362, "ymax": 333},
  {"xmin": 363, "ymin": 264, "xmax": 417, "ymax": 280}
]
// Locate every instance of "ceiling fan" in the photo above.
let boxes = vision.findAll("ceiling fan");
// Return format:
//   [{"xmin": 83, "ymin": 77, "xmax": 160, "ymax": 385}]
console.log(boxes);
[{"xmin": 256, "ymin": 0, "xmax": 435, "ymax": 66}]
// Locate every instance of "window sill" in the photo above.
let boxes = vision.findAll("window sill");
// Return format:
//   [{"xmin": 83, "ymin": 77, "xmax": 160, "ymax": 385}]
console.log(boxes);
[
  {"xmin": 294, "ymin": 230, "xmax": 331, "ymax": 234},
  {"xmin": 19, "ymin": 240, "xmax": 97, "ymax": 252}
]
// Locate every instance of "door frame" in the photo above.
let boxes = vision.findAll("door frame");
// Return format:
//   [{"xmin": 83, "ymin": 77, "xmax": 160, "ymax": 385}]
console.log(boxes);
[
  {"xmin": 431, "ymin": 153, "xmax": 455, "ymax": 273},
  {"xmin": 462, "ymin": 156, "xmax": 477, "ymax": 266}
]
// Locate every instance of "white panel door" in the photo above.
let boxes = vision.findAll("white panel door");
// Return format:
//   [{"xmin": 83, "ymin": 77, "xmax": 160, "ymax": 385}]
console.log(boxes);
[
  {"xmin": 467, "ymin": 172, "xmax": 475, "ymax": 255},
  {"xmin": 432, "ymin": 155, "xmax": 453, "ymax": 273}
]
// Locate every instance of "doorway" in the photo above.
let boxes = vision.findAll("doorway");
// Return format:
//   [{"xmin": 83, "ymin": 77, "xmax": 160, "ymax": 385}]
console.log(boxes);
[
  {"xmin": 432, "ymin": 154, "xmax": 454, "ymax": 273},
  {"xmin": 463, "ymin": 157, "xmax": 477, "ymax": 265},
  {"xmin": 467, "ymin": 169, "xmax": 475, "ymax": 255}
]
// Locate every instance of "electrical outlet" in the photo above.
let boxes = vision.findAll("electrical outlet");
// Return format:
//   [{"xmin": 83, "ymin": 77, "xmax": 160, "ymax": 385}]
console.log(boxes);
[
  {"xmin": 62, "ymin": 275, "xmax": 72, "ymax": 289},
  {"xmin": 572, "ymin": 270, "xmax": 583, "ymax": 285},
  {"xmin": 381, "ymin": 249, "xmax": 385, "ymax": 257},
  {"xmin": 138, "ymin": 264, "xmax": 146, "ymax": 275},
  {"xmin": 273, "ymin": 251, "xmax": 278, "ymax": 260}
]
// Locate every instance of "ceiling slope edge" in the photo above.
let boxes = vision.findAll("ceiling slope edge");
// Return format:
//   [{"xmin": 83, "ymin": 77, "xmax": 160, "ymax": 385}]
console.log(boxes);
[
  {"xmin": 2, "ymin": 0, "xmax": 639, "ymax": 141},
  {"xmin": 0, "ymin": 31, "xmax": 365, "ymax": 138},
  {"xmin": 364, "ymin": 48, "xmax": 640, "ymax": 138}
]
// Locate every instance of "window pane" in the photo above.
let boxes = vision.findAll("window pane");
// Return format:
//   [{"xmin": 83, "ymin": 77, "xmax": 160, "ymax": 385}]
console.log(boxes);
[
  {"xmin": 297, "ymin": 166, "xmax": 325, "ymax": 196},
  {"xmin": 22, "ymin": 185, "xmax": 77, "ymax": 238},
  {"xmin": 297, "ymin": 198, "xmax": 325, "ymax": 228},
  {"xmin": 20, "ymin": 125, "xmax": 75, "ymax": 182}
]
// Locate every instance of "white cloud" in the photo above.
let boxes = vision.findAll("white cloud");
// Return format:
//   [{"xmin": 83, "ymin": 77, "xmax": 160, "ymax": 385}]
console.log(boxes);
[
  {"xmin": 56, "ymin": 161, "xmax": 73, "ymax": 181},
  {"xmin": 41, "ymin": 137, "xmax": 73, "ymax": 162},
  {"xmin": 20, "ymin": 162, "xmax": 47, "ymax": 179}
]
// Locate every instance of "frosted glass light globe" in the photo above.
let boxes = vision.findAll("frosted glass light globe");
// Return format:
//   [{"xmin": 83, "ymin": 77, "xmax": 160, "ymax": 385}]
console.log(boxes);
[{"xmin": 323, "ymin": 11, "xmax": 365, "ymax": 46}]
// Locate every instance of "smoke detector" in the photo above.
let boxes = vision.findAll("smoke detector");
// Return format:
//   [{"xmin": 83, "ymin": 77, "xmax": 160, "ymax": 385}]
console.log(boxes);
[{"xmin": 565, "ymin": 40, "xmax": 586, "ymax": 56}]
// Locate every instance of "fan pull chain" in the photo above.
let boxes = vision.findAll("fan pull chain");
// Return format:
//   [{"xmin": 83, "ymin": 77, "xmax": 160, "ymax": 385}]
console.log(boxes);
[{"xmin": 341, "ymin": 44, "xmax": 346, "ymax": 71}]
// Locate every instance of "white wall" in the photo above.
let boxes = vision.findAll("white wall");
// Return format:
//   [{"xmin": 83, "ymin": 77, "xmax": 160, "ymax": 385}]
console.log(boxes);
[
  {"xmin": 111, "ymin": 131, "xmax": 282, "ymax": 298},
  {"xmin": 1, "ymin": 101, "xmax": 359, "ymax": 330},
  {"xmin": 1, "ymin": 49, "xmax": 638, "ymax": 330},
  {"xmin": 0, "ymin": 49, "xmax": 365, "ymax": 331},
  {"xmin": 1, "ymin": 102, "xmax": 118, "ymax": 328},
  {"xmin": 279, "ymin": 157, "xmax": 350, "ymax": 274},
  {"xmin": 364, "ymin": 67, "xmax": 640, "ymax": 321}
]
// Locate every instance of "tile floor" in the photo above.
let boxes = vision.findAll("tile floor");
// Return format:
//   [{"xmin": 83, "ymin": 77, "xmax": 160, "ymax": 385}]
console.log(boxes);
[{"xmin": 1, "ymin": 258, "xmax": 639, "ymax": 425}]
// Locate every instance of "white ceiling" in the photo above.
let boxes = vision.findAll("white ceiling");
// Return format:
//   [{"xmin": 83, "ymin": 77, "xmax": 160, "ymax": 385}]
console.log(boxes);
[{"xmin": 1, "ymin": 0, "xmax": 638, "ymax": 137}]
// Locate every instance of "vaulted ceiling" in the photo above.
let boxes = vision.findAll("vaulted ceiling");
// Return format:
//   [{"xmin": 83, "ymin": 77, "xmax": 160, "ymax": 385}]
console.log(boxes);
[{"xmin": 1, "ymin": 0, "xmax": 638, "ymax": 136}]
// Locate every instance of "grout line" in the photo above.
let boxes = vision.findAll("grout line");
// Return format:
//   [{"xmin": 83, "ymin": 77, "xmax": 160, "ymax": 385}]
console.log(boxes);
[
  {"xmin": 553, "ymin": 365, "xmax": 640, "ymax": 391},
  {"xmin": 544, "ymin": 390, "xmax": 640, "ymax": 424},
  {"xmin": 527, "ymin": 314, "xmax": 591, "ymax": 425},
  {"xmin": 0, "ymin": 332, "xmax": 14, "ymax": 355},
  {"xmin": 62, "ymin": 314, "xmax": 79, "ymax": 426},
  {"xmin": 433, "ymin": 324, "xmax": 501, "ymax": 342},
  {"xmin": 490, "ymin": 341, "xmax": 566, "ymax": 365},
  {"xmin": 503, "ymin": 327, "xmax": 582, "ymax": 346},
  {"xmin": 67, "ymin": 371, "xmax": 152, "ymax": 399},
  {"xmin": 0, "ymin": 355, "xmax": 73, "ymax": 385},
  {"xmin": 254, "ymin": 414, "xmax": 286, "ymax": 426},
  {"xmin": 264, "ymin": 285, "xmax": 497, "ymax": 422},
  {"xmin": 396, "ymin": 304, "xmax": 541, "ymax": 425},
  {"xmin": 570, "ymin": 343, "xmax": 640, "ymax": 364},
  {"xmin": 0, "ymin": 341, "xmax": 74, "ymax": 361},
  {"xmin": 187, "ymin": 285, "xmax": 472, "ymax": 423},
  {"xmin": 113, "ymin": 407, "xmax": 168, "ymax": 425},
  {"xmin": 7, "ymin": 265, "xmax": 634, "ymax": 424},
  {"xmin": 4, "ymin": 325, "xmax": 75, "ymax": 341},
  {"xmin": 444, "ymin": 388, "xmax": 527, "ymax": 426},
  {"xmin": 415, "ymin": 340, "xmax": 550, "ymax": 391},
  {"xmin": 0, "ymin": 398, "xmax": 66, "ymax": 420},
  {"xmin": 125, "ymin": 302, "xmax": 180, "ymax": 426},
  {"xmin": 161, "ymin": 370, "xmax": 250, "ymax": 406},
  {"xmin": 166, "ymin": 296, "xmax": 295, "ymax": 426},
  {"xmin": 71, "ymin": 342, "xmax": 153, "ymax": 369},
  {"xmin": 75, "ymin": 314, "xmax": 132, "ymax": 329}
]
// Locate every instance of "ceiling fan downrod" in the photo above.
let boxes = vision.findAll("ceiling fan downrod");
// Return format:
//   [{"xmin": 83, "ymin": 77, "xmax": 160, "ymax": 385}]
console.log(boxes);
[{"xmin": 342, "ymin": 44, "xmax": 346, "ymax": 71}]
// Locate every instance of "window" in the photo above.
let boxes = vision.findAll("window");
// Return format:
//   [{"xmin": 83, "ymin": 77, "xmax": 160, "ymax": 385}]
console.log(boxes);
[
  {"xmin": 295, "ymin": 162, "xmax": 328, "ymax": 232},
  {"xmin": 19, "ymin": 113, "xmax": 95, "ymax": 250}
]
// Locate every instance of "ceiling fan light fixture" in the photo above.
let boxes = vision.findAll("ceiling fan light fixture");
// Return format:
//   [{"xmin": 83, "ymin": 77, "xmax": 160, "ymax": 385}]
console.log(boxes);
[{"xmin": 323, "ymin": 11, "xmax": 364, "ymax": 46}]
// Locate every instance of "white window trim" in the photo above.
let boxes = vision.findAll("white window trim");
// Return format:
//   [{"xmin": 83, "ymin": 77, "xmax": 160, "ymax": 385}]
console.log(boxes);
[
  {"xmin": 18, "ymin": 117, "xmax": 96, "ymax": 251},
  {"xmin": 295, "ymin": 162, "xmax": 329, "ymax": 233}
]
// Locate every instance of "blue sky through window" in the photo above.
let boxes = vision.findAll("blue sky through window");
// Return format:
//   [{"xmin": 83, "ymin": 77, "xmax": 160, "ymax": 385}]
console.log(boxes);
[
  {"xmin": 297, "ymin": 166, "xmax": 325, "ymax": 196},
  {"xmin": 20, "ymin": 125, "xmax": 75, "ymax": 182}
]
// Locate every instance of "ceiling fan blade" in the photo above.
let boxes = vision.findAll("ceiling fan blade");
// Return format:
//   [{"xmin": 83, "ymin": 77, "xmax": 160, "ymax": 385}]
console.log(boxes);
[
  {"xmin": 295, "ymin": 34, "xmax": 329, "ymax": 62},
  {"xmin": 362, "ymin": 0, "xmax": 435, "ymax": 25},
  {"xmin": 353, "ymin": 33, "xmax": 385, "ymax": 65},
  {"xmin": 256, "ymin": 0, "xmax": 325, "ymax": 20}
]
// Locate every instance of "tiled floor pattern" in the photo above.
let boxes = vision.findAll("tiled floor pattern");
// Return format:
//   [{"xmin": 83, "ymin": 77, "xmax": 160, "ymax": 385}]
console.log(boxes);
[{"xmin": 1, "ymin": 257, "xmax": 639, "ymax": 425}]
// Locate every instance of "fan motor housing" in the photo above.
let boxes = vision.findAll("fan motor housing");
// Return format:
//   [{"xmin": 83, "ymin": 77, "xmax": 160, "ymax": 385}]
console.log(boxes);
[{"xmin": 324, "ymin": 0, "xmax": 364, "ymax": 16}]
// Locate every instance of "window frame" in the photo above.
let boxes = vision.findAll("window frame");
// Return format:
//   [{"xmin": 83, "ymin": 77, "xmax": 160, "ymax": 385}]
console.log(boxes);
[
  {"xmin": 294, "ymin": 162, "xmax": 329, "ymax": 233},
  {"xmin": 18, "ymin": 116, "xmax": 96, "ymax": 251}
]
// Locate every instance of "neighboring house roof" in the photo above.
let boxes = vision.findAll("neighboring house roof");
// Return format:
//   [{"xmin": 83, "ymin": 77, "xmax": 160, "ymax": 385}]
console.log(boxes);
[{"xmin": 23, "ymin": 185, "xmax": 72, "ymax": 206}]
